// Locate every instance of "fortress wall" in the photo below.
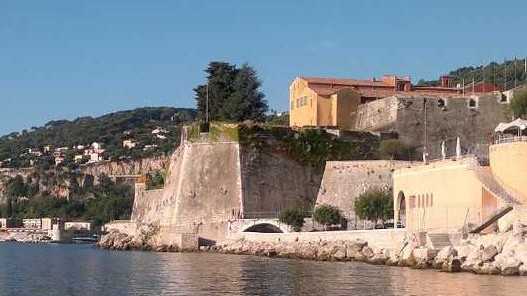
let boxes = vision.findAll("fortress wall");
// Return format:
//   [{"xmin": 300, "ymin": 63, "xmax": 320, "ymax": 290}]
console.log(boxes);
[
  {"xmin": 354, "ymin": 93, "xmax": 510, "ymax": 160},
  {"xmin": 353, "ymin": 96, "xmax": 399, "ymax": 131},
  {"xmin": 171, "ymin": 142, "xmax": 243, "ymax": 241},
  {"xmin": 130, "ymin": 138, "xmax": 327, "ymax": 244},
  {"xmin": 131, "ymin": 142, "xmax": 243, "ymax": 244},
  {"xmin": 131, "ymin": 145, "xmax": 186, "ymax": 226},
  {"xmin": 130, "ymin": 185, "xmax": 164, "ymax": 224},
  {"xmin": 240, "ymin": 148, "xmax": 322, "ymax": 218},
  {"xmin": 315, "ymin": 160, "xmax": 413, "ymax": 228}
]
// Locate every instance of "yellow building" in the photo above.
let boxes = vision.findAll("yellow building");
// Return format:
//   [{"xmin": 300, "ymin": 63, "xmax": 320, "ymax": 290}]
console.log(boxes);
[
  {"xmin": 393, "ymin": 121, "xmax": 527, "ymax": 234},
  {"xmin": 289, "ymin": 75, "xmax": 464, "ymax": 129},
  {"xmin": 289, "ymin": 77, "xmax": 362, "ymax": 129}
]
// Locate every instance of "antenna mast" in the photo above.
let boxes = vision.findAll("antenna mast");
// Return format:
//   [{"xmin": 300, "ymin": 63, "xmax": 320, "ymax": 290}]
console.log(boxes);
[{"xmin": 205, "ymin": 83, "xmax": 209, "ymax": 124}]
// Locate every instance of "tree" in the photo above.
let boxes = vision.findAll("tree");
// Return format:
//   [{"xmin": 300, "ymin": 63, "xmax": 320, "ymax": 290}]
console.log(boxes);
[
  {"xmin": 6, "ymin": 175, "xmax": 28, "ymax": 198},
  {"xmin": 221, "ymin": 64, "xmax": 268, "ymax": 121},
  {"xmin": 510, "ymin": 89, "xmax": 527, "ymax": 119},
  {"xmin": 378, "ymin": 139, "xmax": 416, "ymax": 160},
  {"xmin": 354, "ymin": 188, "xmax": 393, "ymax": 227},
  {"xmin": 194, "ymin": 61, "xmax": 268, "ymax": 122},
  {"xmin": 279, "ymin": 208, "xmax": 306, "ymax": 232},
  {"xmin": 313, "ymin": 204, "xmax": 343, "ymax": 230}
]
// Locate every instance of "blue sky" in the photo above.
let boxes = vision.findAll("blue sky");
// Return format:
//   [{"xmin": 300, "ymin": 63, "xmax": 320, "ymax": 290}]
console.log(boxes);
[{"xmin": 1, "ymin": 1, "xmax": 526, "ymax": 135}]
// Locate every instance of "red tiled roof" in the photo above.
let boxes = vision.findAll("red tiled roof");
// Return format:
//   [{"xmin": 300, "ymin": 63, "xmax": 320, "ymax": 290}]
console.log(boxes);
[
  {"xmin": 300, "ymin": 76, "xmax": 471, "ymax": 98},
  {"xmin": 301, "ymin": 76, "xmax": 389, "ymax": 87}
]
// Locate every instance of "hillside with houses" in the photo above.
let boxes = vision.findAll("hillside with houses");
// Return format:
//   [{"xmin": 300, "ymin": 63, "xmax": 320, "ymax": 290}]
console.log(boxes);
[{"xmin": 0, "ymin": 107, "xmax": 196, "ymax": 169}]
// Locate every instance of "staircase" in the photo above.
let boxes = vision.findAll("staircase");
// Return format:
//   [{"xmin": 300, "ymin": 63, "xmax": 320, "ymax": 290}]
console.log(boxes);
[
  {"xmin": 470, "ymin": 164, "xmax": 521, "ymax": 205},
  {"xmin": 467, "ymin": 163, "xmax": 521, "ymax": 233},
  {"xmin": 427, "ymin": 233, "xmax": 452, "ymax": 250}
]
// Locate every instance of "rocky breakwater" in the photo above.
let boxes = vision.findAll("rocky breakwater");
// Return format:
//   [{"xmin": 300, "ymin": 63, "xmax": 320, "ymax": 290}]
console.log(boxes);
[
  {"xmin": 203, "ymin": 224, "xmax": 527, "ymax": 276},
  {"xmin": 97, "ymin": 223, "xmax": 198, "ymax": 252},
  {"xmin": 98, "ymin": 224, "xmax": 167, "ymax": 251}
]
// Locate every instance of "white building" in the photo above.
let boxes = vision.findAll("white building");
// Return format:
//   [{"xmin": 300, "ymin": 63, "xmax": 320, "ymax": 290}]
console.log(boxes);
[
  {"xmin": 143, "ymin": 144, "xmax": 158, "ymax": 151},
  {"xmin": 55, "ymin": 156, "xmax": 65, "ymax": 165},
  {"xmin": 152, "ymin": 127, "xmax": 168, "ymax": 135},
  {"xmin": 123, "ymin": 139, "xmax": 137, "ymax": 149},
  {"xmin": 64, "ymin": 222, "xmax": 91, "ymax": 231}
]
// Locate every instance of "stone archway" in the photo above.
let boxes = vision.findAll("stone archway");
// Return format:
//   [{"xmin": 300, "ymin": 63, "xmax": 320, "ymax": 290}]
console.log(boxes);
[
  {"xmin": 243, "ymin": 223, "xmax": 284, "ymax": 233},
  {"xmin": 396, "ymin": 191, "xmax": 406, "ymax": 228}
]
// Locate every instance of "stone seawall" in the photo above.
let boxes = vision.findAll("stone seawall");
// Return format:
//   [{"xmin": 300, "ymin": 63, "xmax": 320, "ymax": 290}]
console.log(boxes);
[
  {"xmin": 228, "ymin": 229, "xmax": 406, "ymax": 250},
  {"xmin": 205, "ymin": 227, "xmax": 527, "ymax": 276}
]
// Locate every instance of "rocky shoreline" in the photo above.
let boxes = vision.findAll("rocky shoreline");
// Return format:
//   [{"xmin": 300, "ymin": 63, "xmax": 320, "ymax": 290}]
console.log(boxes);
[{"xmin": 98, "ymin": 227, "xmax": 527, "ymax": 276}]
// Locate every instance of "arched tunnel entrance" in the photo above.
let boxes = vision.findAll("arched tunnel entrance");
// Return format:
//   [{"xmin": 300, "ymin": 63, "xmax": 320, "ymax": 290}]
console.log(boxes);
[
  {"xmin": 243, "ymin": 223, "xmax": 284, "ymax": 233},
  {"xmin": 397, "ymin": 191, "xmax": 406, "ymax": 228}
]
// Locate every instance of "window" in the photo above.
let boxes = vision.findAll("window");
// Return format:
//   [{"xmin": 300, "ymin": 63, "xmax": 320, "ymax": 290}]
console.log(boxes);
[
  {"xmin": 468, "ymin": 98, "xmax": 478, "ymax": 109},
  {"xmin": 291, "ymin": 100, "xmax": 294, "ymax": 110},
  {"xmin": 409, "ymin": 196, "xmax": 416, "ymax": 209},
  {"xmin": 295, "ymin": 96, "xmax": 309, "ymax": 108},
  {"xmin": 437, "ymin": 98, "xmax": 447, "ymax": 108}
]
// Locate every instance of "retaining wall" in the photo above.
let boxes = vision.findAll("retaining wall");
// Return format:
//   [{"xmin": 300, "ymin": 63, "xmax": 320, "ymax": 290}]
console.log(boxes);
[{"xmin": 228, "ymin": 229, "xmax": 406, "ymax": 250}]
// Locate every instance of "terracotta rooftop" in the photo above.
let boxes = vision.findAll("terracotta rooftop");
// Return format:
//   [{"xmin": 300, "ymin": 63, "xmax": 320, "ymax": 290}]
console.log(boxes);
[
  {"xmin": 299, "ymin": 76, "xmax": 479, "ymax": 98},
  {"xmin": 301, "ymin": 76, "xmax": 390, "ymax": 88}
]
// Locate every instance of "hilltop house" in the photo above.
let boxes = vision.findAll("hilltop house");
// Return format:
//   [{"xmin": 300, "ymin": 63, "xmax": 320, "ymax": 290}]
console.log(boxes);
[{"xmin": 123, "ymin": 139, "xmax": 137, "ymax": 149}]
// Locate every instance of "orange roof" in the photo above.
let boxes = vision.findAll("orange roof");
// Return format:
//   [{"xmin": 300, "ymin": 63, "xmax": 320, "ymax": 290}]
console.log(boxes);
[
  {"xmin": 301, "ymin": 76, "xmax": 389, "ymax": 87},
  {"xmin": 300, "ymin": 76, "xmax": 468, "ymax": 98}
]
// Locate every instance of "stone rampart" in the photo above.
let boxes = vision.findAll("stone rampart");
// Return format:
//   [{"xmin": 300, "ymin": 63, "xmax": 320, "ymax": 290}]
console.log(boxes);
[
  {"xmin": 130, "ymin": 131, "xmax": 324, "ymax": 245},
  {"xmin": 354, "ymin": 92, "xmax": 510, "ymax": 160},
  {"xmin": 316, "ymin": 160, "xmax": 414, "ymax": 228}
]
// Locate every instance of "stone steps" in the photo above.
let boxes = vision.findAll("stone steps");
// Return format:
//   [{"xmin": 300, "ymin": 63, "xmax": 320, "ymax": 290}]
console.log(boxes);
[{"xmin": 427, "ymin": 233, "xmax": 452, "ymax": 250}]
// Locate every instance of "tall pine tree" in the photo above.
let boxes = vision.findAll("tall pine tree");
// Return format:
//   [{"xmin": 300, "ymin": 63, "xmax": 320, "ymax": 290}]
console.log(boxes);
[{"xmin": 194, "ymin": 62, "xmax": 267, "ymax": 122}]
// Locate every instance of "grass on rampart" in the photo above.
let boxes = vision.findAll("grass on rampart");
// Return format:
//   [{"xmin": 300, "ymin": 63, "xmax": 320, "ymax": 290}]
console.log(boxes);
[{"xmin": 185, "ymin": 122, "xmax": 381, "ymax": 170}]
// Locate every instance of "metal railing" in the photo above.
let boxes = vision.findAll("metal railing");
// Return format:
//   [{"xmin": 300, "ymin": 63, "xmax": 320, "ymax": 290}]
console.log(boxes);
[{"xmin": 494, "ymin": 136, "xmax": 527, "ymax": 144}]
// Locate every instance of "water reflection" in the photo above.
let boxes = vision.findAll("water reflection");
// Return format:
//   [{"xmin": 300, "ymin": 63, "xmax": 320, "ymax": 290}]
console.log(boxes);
[{"xmin": 0, "ymin": 243, "xmax": 526, "ymax": 296}]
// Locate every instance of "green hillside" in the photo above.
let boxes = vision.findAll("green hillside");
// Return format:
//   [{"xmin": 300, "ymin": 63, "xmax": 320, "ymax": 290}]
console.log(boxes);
[
  {"xmin": 0, "ymin": 107, "xmax": 196, "ymax": 168},
  {"xmin": 417, "ymin": 58, "xmax": 527, "ymax": 89}
]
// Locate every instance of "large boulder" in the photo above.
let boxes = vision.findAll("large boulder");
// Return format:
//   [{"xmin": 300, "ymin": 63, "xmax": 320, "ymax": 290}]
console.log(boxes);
[
  {"xmin": 519, "ymin": 264, "xmax": 527, "ymax": 276},
  {"xmin": 474, "ymin": 262, "xmax": 500, "ymax": 275},
  {"xmin": 433, "ymin": 246, "xmax": 457, "ymax": 269},
  {"xmin": 413, "ymin": 247, "xmax": 438, "ymax": 269},
  {"xmin": 495, "ymin": 252, "xmax": 522, "ymax": 275},
  {"xmin": 456, "ymin": 244, "xmax": 475, "ymax": 260},
  {"xmin": 298, "ymin": 243, "xmax": 318, "ymax": 259},
  {"xmin": 385, "ymin": 249, "xmax": 400, "ymax": 266},
  {"xmin": 501, "ymin": 257, "xmax": 521, "ymax": 276},
  {"xmin": 461, "ymin": 248, "xmax": 483, "ymax": 272},
  {"xmin": 441, "ymin": 257, "xmax": 462, "ymax": 272},
  {"xmin": 398, "ymin": 244, "xmax": 416, "ymax": 267},
  {"xmin": 367, "ymin": 248, "xmax": 387, "ymax": 265},
  {"xmin": 346, "ymin": 240, "xmax": 367, "ymax": 261},
  {"xmin": 481, "ymin": 245, "xmax": 499, "ymax": 262}
]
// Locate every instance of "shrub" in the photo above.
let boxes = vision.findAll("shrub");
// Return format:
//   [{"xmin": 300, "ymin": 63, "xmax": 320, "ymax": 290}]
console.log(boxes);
[
  {"xmin": 378, "ymin": 139, "xmax": 416, "ymax": 160},
  {"xmin": 313, "ymin": 204, "xmax": 343, "ymax": 230},
  {"xmin": 146, "ymin": 171, "xmax": 165, "ymax": 190},
  {"xmin": 510, "ymin": 89, "xmax": 527, "ymax": 119},
  {"xmin": 279, "ymin": 208, "xmax": 306, "ymax": 232},
  {"xmin": 354, "ymin": 188, "xmax": 393, "ymax": 226}
]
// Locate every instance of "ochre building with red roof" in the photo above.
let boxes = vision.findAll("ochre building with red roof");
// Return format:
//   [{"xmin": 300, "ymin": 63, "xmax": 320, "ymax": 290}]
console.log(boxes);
[{"xmin": 289, "ymin": 74, "xmax": 497, "ymax": 129}]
